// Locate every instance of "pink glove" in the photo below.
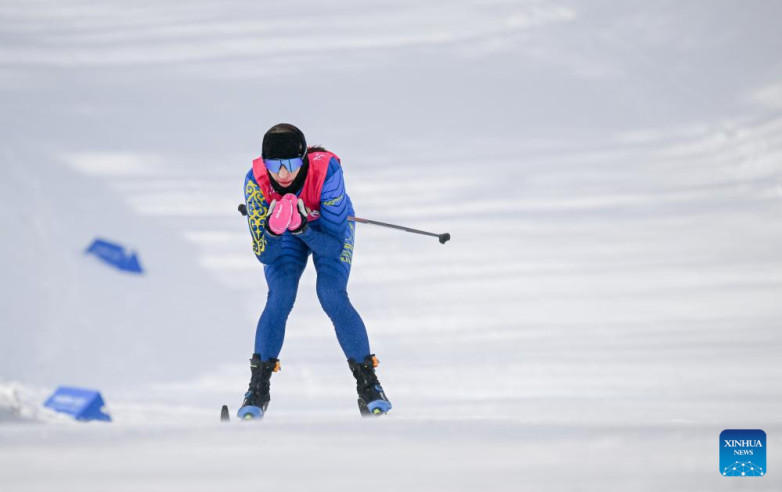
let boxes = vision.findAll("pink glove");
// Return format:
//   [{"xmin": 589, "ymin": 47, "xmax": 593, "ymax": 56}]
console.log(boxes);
[
  {"xmin": 289, "ymin": 198, "xmax": 312, "ymax": 234},
  {"xmin": 284, "ymin": 194, "xmax": 302, "ymax": 231},
  {"xmin": 266, "ymin": 197, "xmax": 294, "ymax": 235}
]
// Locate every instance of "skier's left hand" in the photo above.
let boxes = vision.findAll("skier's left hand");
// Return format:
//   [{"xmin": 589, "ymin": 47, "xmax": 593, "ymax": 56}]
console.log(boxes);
[{"xmin": 290, "ymin": 199, "xmax": 310, "ymax": 234}]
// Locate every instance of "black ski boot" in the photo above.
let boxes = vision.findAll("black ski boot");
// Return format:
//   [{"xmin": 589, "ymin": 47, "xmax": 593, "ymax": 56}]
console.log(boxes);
[
  {"xmin": 348, "ymin": 354, "xmax": 392, "ymax": 416},
  {"xmin": 237, "ymin": 354, "xmax": 280, "ymax": 420}
]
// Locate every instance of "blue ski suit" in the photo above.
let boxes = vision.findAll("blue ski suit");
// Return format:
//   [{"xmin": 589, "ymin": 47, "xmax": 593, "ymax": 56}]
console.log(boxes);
[{"xmin": 243, "ymin": 154, "xmax": 370, "ymax": 362}]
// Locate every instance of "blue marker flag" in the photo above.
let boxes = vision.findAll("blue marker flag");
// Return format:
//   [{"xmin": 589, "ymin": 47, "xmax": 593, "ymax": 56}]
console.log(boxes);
[
  {"xmin": 85, "ymin": 238, "xmax": 143, "ymax": 274},
  {"xmin": 43, "ymin": 386, "xmax": 112, "ymax": 422}
]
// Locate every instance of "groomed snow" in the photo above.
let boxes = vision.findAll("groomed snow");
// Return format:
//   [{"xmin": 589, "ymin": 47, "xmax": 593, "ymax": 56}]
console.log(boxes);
[{"xmin": 1, "ymin": 1, "xmax": 781, "ymax": 490}]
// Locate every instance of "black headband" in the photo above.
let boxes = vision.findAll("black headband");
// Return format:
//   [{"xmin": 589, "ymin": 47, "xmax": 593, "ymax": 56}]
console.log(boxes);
[{"xmin": 262, "ymin": 130, "xmax": 307, "ymax": 159}]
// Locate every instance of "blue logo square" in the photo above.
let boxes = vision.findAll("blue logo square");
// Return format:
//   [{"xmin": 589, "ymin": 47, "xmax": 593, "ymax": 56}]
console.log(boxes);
[{"xmin": 720, "ymin": 429, "xmax": 766, "ymax": 477}]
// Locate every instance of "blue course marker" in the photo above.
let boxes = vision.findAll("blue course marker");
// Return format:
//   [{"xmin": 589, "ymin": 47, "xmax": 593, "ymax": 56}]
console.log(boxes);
[
  {"xmin": 85, "ymin": 238, "xmax": 143, "ymax": 274},
  {"xmin": 43, "ymin": 386, "xmax": 112, "ymax": 422}
]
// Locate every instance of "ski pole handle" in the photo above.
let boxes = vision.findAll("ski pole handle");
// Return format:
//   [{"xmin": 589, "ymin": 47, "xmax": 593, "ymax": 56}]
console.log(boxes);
[{"xmin": 237, "ymin": 203, "xmax": 450, "ymax": 244}]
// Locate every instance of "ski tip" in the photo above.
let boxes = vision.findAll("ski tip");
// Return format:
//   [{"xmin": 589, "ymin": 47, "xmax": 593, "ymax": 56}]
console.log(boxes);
[
  {"xmin": 237, "ymin": 405, "xmax": 264, "ymax": 421},
  {"xmin": 220, "ymin": 404, "xmax": 230, "ymax": 422},
  {"xmin": 358, "ymin": 399, "xmax": 391, "ymax": 417},
  {"xmin": 367, "ymin": 400, "xmax": 392, "ymax": 416}
]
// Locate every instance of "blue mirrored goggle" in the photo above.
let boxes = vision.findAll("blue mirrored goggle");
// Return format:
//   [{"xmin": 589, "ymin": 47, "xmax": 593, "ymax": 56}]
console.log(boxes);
[{"xmin": 263, "ymin": 157, "xmax": 304, "ymax": 174}]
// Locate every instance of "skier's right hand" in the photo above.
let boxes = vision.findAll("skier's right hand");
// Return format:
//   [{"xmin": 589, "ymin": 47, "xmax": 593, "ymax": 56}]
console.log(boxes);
[{"xmin": 264, "ymin": 198, "xmax": 293, "ymax": 236}]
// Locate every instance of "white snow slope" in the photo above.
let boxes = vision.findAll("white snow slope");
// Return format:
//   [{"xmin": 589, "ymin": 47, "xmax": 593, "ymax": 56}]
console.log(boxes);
[{"xmin": 1, "ymin": 1, "xmax": 782, "ymax": 490}]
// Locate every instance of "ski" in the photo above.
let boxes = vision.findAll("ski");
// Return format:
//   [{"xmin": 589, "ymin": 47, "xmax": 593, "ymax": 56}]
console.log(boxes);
[
  {"xmin": 358, "ymin": 398, "xmax": 391, "ymax": 417},
  {"xmin": 237, "ymin": 405, "xmax": 264, "ymax": 420}
]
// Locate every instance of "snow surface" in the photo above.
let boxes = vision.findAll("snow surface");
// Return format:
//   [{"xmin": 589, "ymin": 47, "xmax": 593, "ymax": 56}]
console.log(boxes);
[{"xmin": 2, "ymin": 0, "xmax": 782, "ymax": 490}]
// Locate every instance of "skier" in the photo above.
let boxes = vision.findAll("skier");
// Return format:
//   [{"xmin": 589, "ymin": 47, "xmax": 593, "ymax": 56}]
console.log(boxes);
[{"xmin": 238, "ymin": 123, "xmax": 392, "ymax": 419}]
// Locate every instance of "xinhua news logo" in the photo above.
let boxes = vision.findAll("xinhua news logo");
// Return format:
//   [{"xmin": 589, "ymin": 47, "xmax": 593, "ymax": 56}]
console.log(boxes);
[{"xmin": 720, "ymin": 429, "xmax": 766, "ymax": 477}]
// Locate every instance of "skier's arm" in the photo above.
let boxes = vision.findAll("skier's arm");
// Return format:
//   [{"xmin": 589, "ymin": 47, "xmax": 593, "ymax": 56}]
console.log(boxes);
[
  {"xmin": 244, "ymin": 171, "xmax": 285, "ymax": 264},
  {"xmin": 294, "ymin": 158, "xmax": 349, "ymax": 257}
]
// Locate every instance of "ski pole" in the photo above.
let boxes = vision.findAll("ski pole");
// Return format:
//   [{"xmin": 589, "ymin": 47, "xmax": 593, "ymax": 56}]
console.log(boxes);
[
  {"xmin": 348, "ymin": 216, "xmax": 451, "ymax": 244},
  {"xmin": 237, "ymin": 203, "xmax": 450, "ymax": 244}
]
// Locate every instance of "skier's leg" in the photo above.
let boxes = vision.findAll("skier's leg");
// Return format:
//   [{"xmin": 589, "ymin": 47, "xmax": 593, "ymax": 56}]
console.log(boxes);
[
  {"xmin": 313, "ymin": 224, "xmax": 392, "ymax": 415},
  {"xmin": 240, "ymin": 239, "xmax": 307, "ymax": 419},
  {"xmin": 256, "ymin": 251, "xmax": 307, "ymax": 360},
  {"xmin": 312, "ymin": 224, "xmax": 369, "ymax": 361}
]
